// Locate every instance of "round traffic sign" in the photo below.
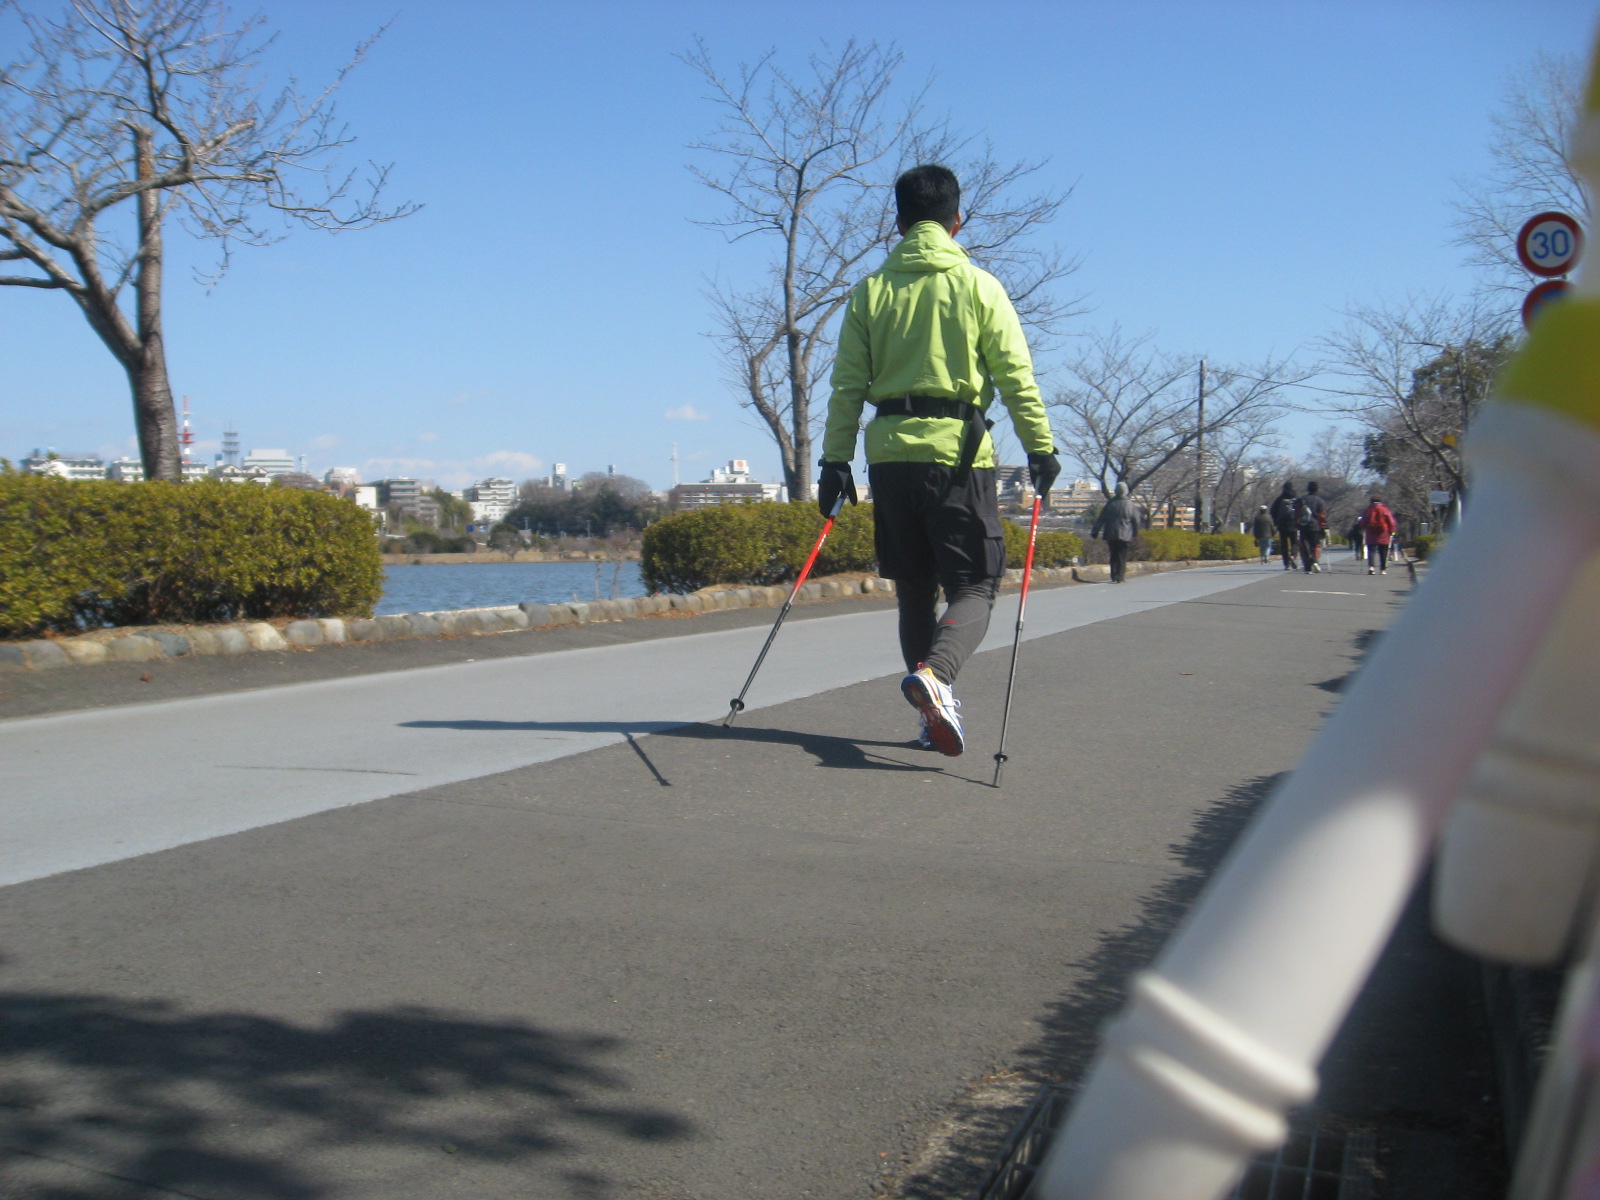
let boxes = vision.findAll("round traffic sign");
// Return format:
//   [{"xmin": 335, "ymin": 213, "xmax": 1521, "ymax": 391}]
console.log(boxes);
[
  {"xmin": 1522, "ymin": 278, "xmax": 1571, "ymax": 329},
  {"xmin": 1516, "ymin": 211, "xmax": 1583, "ymax": 277}
]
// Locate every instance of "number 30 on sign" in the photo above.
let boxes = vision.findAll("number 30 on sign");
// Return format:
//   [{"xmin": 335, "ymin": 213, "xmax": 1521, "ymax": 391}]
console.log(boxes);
[{"xmin": 1516, "ymin": 211, "xmax": 1583, "ymax": 278}]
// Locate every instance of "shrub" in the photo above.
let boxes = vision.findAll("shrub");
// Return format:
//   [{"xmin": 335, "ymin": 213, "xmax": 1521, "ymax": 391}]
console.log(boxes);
[
  {"xmin": 0, "ymin": 474, "xmax": 382, "ymax": 638},
  {"xmin": 640, "ymin": 501, "xmax": 879, "ymax": 593},
  {"xmin": 1138, "ymin": 528, "xmax": 1201, "ymax": 561},
  {"xmin": 1197, "ymin": 532, "xmax": 1257, "ymax": 560},
  {"xmin": 1002, "ymin": 520, "xmax": 1083, "ymax": 568},
  {"xmin": 1412, "ymin": 534, "xmax": 1438, "ymax": 560}
]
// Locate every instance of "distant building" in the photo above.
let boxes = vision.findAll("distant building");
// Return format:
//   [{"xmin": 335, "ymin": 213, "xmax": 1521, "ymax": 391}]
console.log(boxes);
[
  {"xmin": 21, "ymin": 451, "xmax": 105, "ymax": 480},
  {"xmin": 373, "ymin": 477, "xmax": 440, "ymax": 527},
  {"xmin": 550, "ymin": 462, "xmax": 569, "ymax": 490},
  {"xmin": 1048, "ymin": 479, "xmax": 1102, "ymax": 520},
  {"xmin": 242, "ymin": 449, "xmax": 294, "ymax": 476},
  {"xmin": 272, "ymin": 472, "xmax": 321, "ymax": 490},
  {"xmin": 107, "ymin": 458, "xmax": 145, "ymax": 482},
  {"xmin": 324, "ymin": 466, "xmax": 361, "ymax": 489},
  {"xmin": 466, "ymin": 476, "xmax": 516, "ymax": 524},
  {"xmin": 211, "ymin": 464, "xmax": 272, "ymax": 486},
  {"xmin": 668, "ymin": 459, "xmax": 781, "ymax": 509}
]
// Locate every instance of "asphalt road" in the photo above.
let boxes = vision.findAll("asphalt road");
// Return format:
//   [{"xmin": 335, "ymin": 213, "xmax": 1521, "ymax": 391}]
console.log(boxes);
[{"xmin": 0, "ymin": 560, "xmax": 1501, "ymax": 1199}]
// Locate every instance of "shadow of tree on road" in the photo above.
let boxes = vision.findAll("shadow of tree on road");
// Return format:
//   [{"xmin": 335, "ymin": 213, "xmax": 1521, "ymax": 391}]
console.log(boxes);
[{"xmin": 0, "ymin": 988, "xmax": 693, "ymax": 1199}]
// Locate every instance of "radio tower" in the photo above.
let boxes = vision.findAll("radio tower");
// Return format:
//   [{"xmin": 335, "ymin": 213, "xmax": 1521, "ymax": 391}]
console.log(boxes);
[
  {"xmin": 222, "ymin": 424, "xmax": 240, "ymax": 468},
  {"xmin": 180, "ymin": 396, "xmax": 195, "ymax": 464}
]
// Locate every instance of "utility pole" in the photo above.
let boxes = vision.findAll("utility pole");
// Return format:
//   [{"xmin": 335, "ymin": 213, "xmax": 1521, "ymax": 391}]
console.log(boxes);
[{"xmin": 1193, "ymin": 359, "xmax": 1207, "ymax": 532}]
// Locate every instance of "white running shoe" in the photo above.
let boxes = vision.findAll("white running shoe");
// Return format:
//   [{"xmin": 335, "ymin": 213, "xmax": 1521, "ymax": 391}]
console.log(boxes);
[
  {"xmin": 902, "ymin": 665, "xmax": 964, "ymax": 757},
  {"xmin": 917, "ymin": 714, "xmax": 934, "ymax": 750}
]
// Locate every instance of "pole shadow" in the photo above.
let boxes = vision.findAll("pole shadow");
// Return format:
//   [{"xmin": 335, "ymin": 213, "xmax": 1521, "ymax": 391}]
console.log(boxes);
[{"xmin": 398, "ymin": 719, "xmax": 941, "ymax": 777}]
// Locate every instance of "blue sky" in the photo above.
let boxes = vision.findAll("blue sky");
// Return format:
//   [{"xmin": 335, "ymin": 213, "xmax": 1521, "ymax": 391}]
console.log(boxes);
[{"xmin": 2, "ymin": 0, "xmax": 1595, "ymax": 491}]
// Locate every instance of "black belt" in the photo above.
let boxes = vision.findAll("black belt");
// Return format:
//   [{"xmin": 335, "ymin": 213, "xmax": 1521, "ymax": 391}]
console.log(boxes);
[
  {"xmin": 872, "ymin": 395, "xmax": 994, "ymax": 482},
  {"xmin": 873, "ymin": 394, "xmax": 971, "ymax": 421}
]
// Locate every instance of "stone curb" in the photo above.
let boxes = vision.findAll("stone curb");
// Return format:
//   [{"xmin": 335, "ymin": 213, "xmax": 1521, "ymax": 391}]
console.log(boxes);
[{"xmin": 0, "ymin": 561, "xmax": 1250, "ymax": 673}]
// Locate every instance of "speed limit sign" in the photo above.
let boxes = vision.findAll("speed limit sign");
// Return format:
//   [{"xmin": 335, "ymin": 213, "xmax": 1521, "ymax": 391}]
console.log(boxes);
[{"xmin": 1516, "ymin": 211, "xmax": 1583, "ymax": 277}]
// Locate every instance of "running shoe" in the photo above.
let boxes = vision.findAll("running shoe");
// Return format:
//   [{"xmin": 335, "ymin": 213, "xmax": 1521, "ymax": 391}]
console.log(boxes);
[
  {"xmin": 917, "ymin": 714, "xmax": 934, "ymax": 750},
  {"xmin": 902, "ymin": 665, "xmax": 964, "ymax": 757}
]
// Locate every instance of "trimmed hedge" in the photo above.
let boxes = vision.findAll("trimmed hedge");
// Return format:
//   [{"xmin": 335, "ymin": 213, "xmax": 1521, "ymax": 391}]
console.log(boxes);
[
  {"xmin": 640, "ymin": 502, "xmax": 1086, "ymax": 593},
  {"xmin": 0, "ymin": 473, "xmax": 382, "ymax": 638},
  {"xmin": 1137, "ymin": 528, "xmax": 1201, "ymax": 561},
  {"xmin": 1002, "ymin": 520, "xmax": 1083, "ymax": 569},
  {"xmin": 1198, "ymin": 531, "xmax": 1257, "ymax": 560},
  {"xmin": 640, "ymin": 501, "xmax": 877, "ymax": 594}
]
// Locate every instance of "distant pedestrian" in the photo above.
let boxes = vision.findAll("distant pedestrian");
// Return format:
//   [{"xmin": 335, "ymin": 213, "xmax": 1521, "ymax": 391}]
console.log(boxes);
[
  {"xmin": 1348, "ymin": 520, "xmax": 1365, "ymax": 563},
  {"xmin": 1269, "ymin": 482, "xmax": 1299, "ymax": 571},
  {"xmin": 1251, "ymin": 505, "xmax": 1274, "ymax": 563},
  {"xmin": 1359, "ymin": 495, "xmax": 1397, "ymax": 575},
  {"xmin": 1091, "ymin": 482, "xmax": 1141, "ymax": 583},
  {"xmin": 1294, "ymin": 481, "xmax": 1327, "ymax": 573}
]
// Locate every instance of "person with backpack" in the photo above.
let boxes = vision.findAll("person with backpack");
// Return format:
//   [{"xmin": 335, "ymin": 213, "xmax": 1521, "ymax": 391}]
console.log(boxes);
[
  {"xmin": 1269, "ymin": 482, "xmax": 1299, "ymax": 571},
  {"xmin": 1359, "ymin": 494, "xmax": 1398, "ymax": 575},
  {"xmin": 1294, "ymin": 480, "xmax": 1328, "ymax": 573}
]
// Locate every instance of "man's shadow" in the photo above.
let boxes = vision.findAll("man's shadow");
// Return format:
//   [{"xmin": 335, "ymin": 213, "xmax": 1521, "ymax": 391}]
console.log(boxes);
[{"xmin": 399, "ymin": 719, "xmax": 937, "ymax": 786}]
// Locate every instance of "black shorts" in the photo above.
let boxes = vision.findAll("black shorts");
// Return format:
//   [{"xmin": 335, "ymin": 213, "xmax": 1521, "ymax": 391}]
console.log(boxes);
[{"xmin": 867, "ymin": 462, "xmax": 1005, "ymax": 583}]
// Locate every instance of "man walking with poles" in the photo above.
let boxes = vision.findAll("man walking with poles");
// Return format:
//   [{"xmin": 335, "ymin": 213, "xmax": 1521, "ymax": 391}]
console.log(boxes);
[{"xmin": 818, "ymin": 164, "xmax": 1059, "ymax": 757}]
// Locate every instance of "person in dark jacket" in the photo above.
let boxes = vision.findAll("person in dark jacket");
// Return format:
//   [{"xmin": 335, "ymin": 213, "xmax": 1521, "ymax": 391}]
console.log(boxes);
[
  {"xmin": 1091, "ymin": 482, "xmax": 1141, "ymax": 583},
  {"xmin": 1250, "ymin": 505, "xmax": 1274, "ymax": 563},
  {"xmin": 1269, "ymin": 482, "xmax": 1299, "ymax": 571},
  {"xmin": 1295, "ymin": 480, "xmax": 1328, "ymax": 573}
]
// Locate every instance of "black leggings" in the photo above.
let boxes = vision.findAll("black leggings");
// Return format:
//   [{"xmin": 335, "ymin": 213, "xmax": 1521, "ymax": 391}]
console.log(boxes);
[
  {"xmin": 1368, "ymin": 542, "xmax": 1390, "ymax": 571},
  {"xmin": 896, "ymin": 575, "xmax": 999, "ymax": 684}
]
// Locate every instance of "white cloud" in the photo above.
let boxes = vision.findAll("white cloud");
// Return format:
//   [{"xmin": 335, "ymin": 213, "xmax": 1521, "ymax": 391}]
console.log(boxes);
[
  {"xmin": 309, "ymin": 433, "xmax": 342, "ymax": 450},
  {"xmin": 664, "ymin": 404, "xmax": 710, "ymax": 421},
  {"xmin": 481, "ymin": 450, "xmax": 542, "ymax": 473}
]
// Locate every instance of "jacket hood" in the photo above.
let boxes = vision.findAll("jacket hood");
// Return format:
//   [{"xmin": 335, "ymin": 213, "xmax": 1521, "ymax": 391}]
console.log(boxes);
[{"xmin": 884, "ymin": 221, "xmax": 969, "ymax": 274}]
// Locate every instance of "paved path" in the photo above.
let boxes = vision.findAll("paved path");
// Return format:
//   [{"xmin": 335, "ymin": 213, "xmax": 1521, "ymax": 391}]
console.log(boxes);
[
  {"xmin": 1, "ymin": 562, "xmax": 1480, "ymax": 1200},
  {"xmin": 3, "ymin": 565, "xmax": 1273, "ymax": 888}
]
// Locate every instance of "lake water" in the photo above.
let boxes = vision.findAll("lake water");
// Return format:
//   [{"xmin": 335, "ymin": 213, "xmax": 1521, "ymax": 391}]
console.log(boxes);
[{"xmin": 378, "ymin": 561, "xmax": 648, "ymax": 616}]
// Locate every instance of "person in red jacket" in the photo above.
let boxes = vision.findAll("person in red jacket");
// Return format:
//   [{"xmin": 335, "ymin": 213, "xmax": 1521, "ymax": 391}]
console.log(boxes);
[{"xmin": 1359, "ymin": 495, "xmax": 1398, "ymax": 575}]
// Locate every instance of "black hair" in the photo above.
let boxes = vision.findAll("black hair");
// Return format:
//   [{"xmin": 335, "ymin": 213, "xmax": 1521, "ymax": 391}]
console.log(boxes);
[
  {"xmin": 1279, "ymin": 481, "xmax": 1296, "ymax": 497},
  {"xmin": 1305, "ymin": 480, "xmax": 1319, "ymax": 494},
  {"xmin": 895, "ymin": 164, "xmax": 960, "ymax": 229}
]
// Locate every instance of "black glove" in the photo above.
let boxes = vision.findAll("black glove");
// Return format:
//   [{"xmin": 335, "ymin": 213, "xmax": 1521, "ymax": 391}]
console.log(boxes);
[
  {"xmin": 816, "ymin": 461, "xmax": 858, "ymax": 517},
  {"xmin": 1027, "ymin": 451, "xmax": 1061, "ymax": 502}
]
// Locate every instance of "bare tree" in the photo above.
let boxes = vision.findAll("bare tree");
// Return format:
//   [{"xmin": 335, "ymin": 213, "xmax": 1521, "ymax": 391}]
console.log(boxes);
[
  {"xmin": 0, "ymin": 0, "xmax": 417, "ymax": 481},
  {"xmin": 1050, "ymin": 327, "xmax": 1303, "ymax": 510},
  {"xmin": 1313, "ymin": 296, "xmax": 1515, "ymax": 503},
  {"xmin": 683, "ymin": 38, "xmax": 1077, "ymax": 501},
  {"xmin": 1453, "ymin": 52, "xmax": 1586, "ymax": 307}
]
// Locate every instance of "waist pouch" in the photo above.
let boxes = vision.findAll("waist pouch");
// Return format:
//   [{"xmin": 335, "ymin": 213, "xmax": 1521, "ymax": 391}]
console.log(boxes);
[{"xmin": 872, "ymin": 394, "xmax": 994, "ymax": 481}]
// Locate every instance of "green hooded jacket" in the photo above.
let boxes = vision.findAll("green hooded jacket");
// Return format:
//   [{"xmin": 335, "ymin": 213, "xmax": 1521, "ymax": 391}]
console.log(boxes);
[{"xmin": 821, "ymin": 221, "xmax": 1054, "ymax": 467}]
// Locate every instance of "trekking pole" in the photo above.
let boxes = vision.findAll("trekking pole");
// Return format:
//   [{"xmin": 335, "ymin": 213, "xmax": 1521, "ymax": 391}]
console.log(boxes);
[
  {"xmin": 723, "ymin": 496, "xmax": 845, "ymax": 727},
  {"xmin": 992, "ymin": 494, "xmax": 1043, "ymax": 787}
]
